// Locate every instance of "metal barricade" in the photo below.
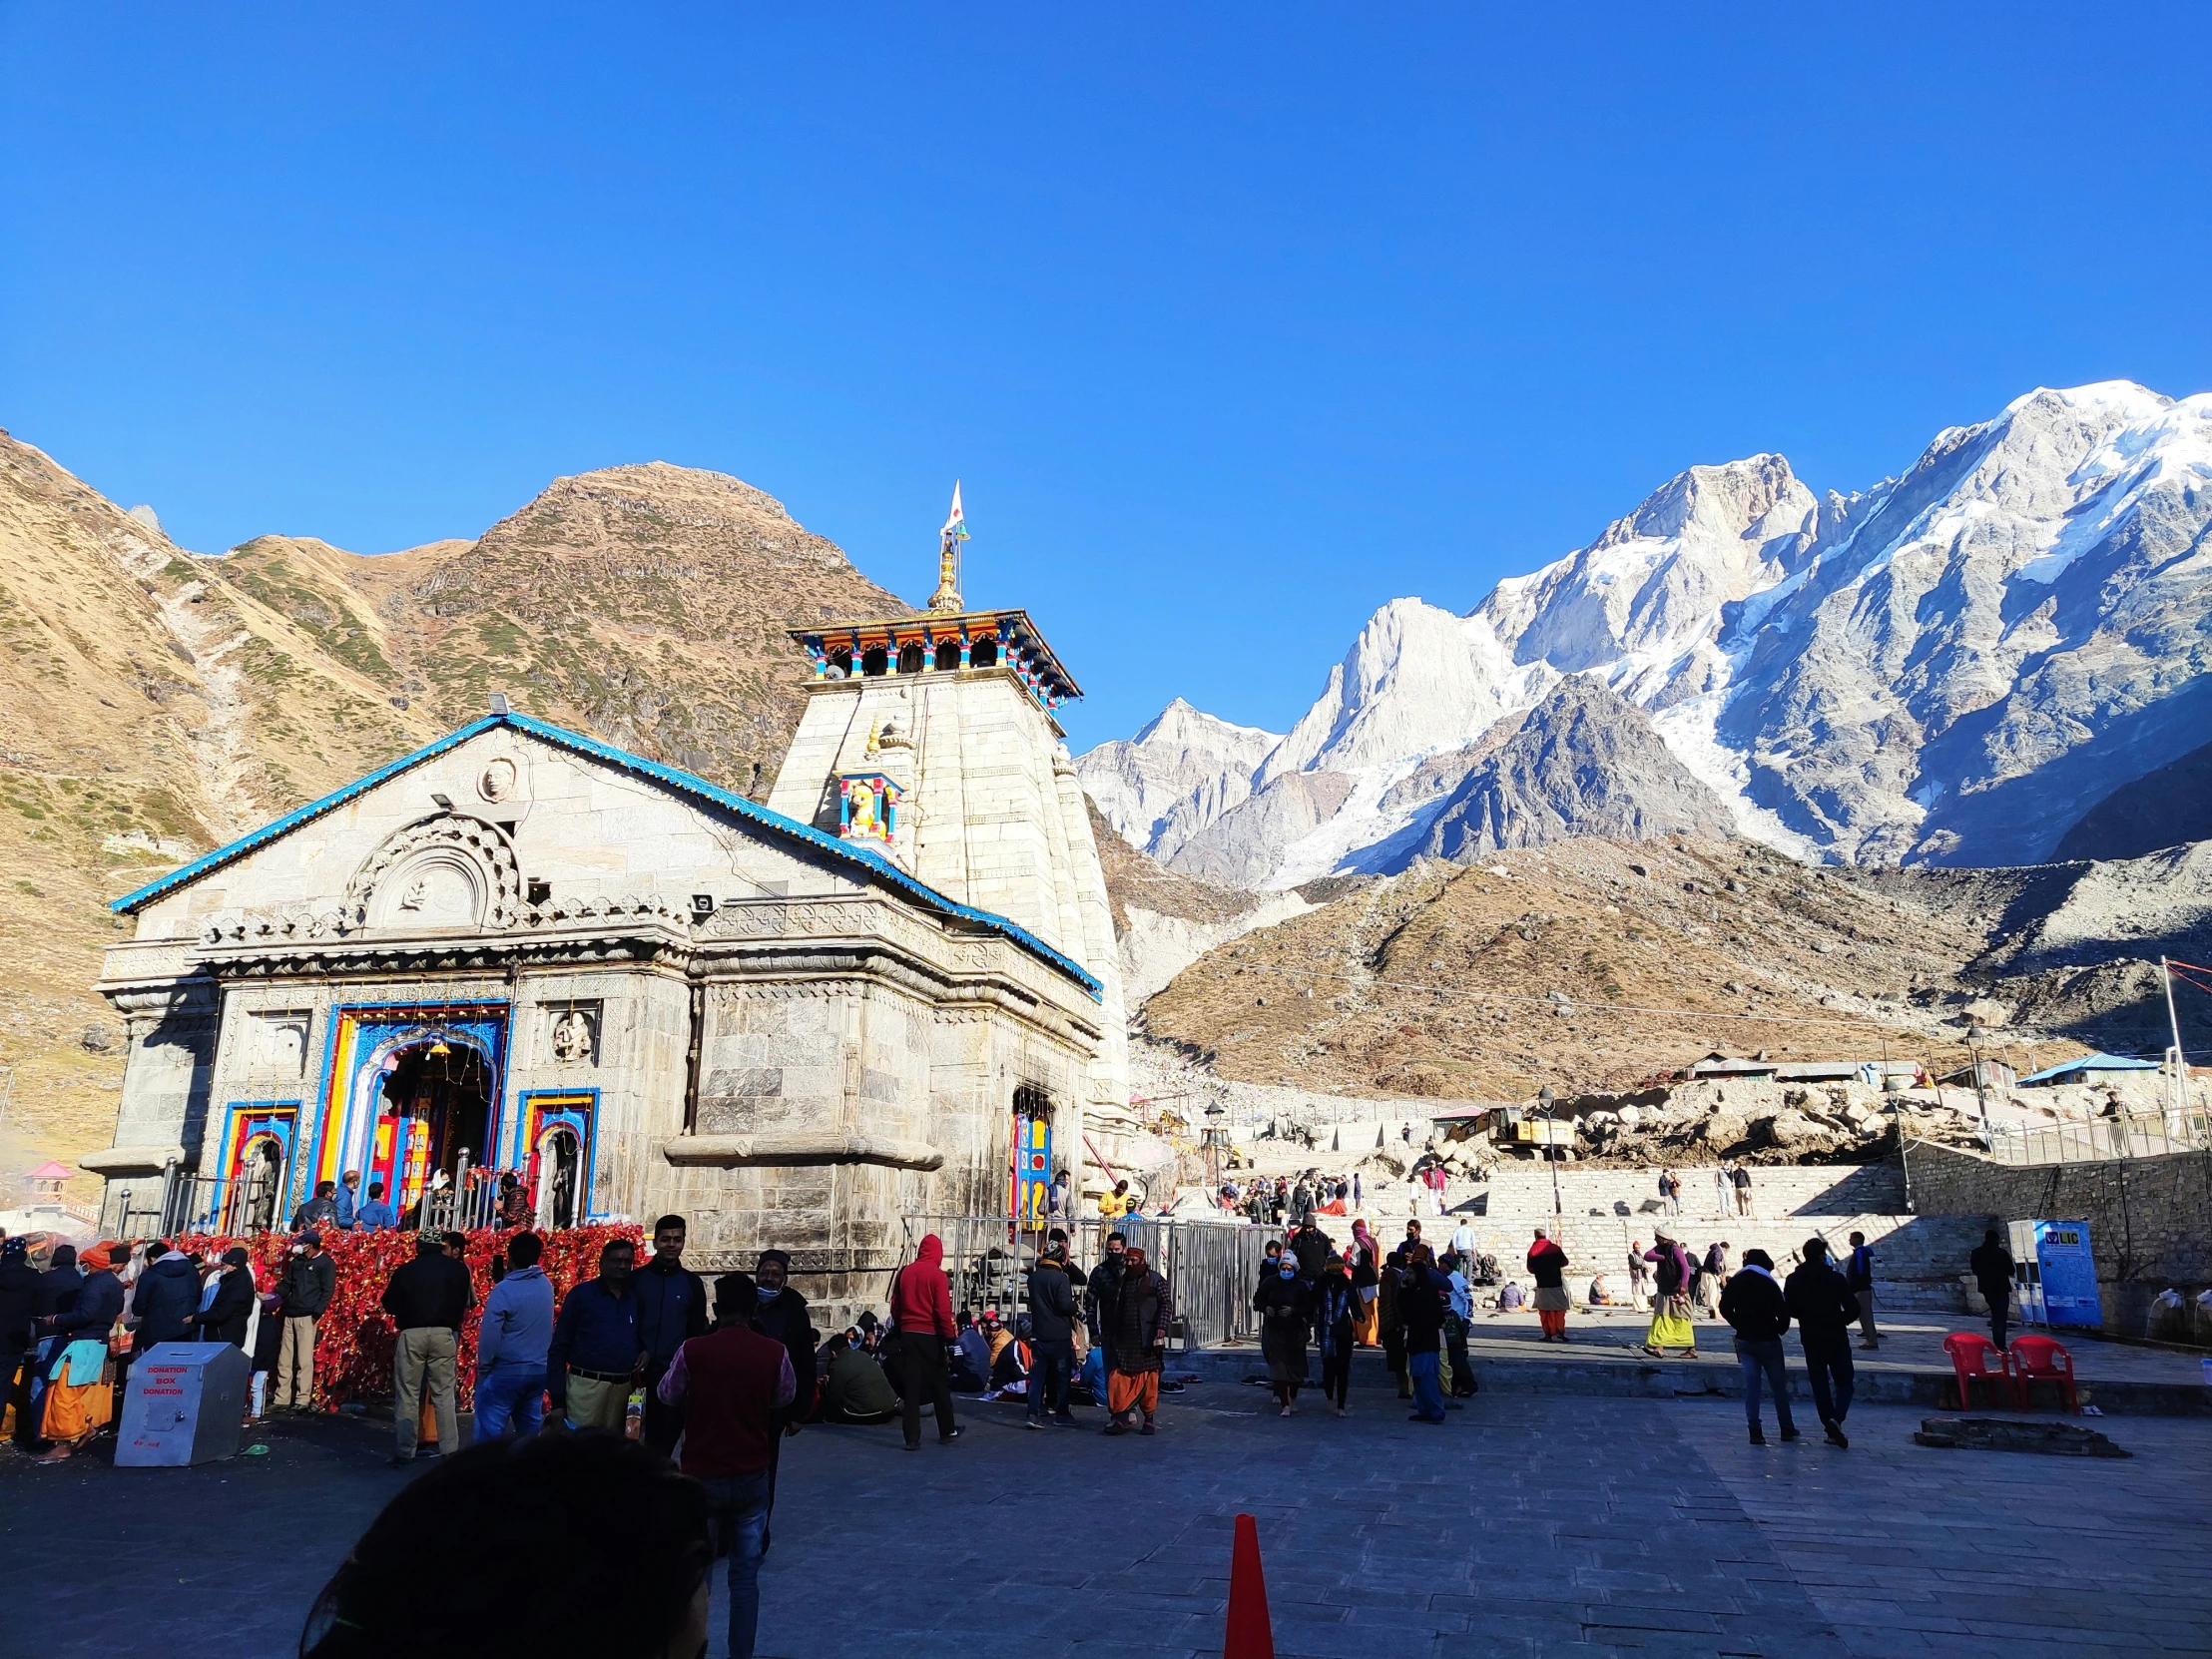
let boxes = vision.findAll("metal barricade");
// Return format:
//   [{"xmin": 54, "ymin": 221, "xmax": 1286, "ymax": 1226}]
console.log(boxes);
[{"xmin": 896, "ymin": 1211, "xmax": 1275, "ymax": 1353}]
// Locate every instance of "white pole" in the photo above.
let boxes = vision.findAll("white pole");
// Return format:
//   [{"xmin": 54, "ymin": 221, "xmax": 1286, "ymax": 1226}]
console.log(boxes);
[{"xmin": 2160, "ymin": 956, "xmax": 2187, "ymax": 1126}]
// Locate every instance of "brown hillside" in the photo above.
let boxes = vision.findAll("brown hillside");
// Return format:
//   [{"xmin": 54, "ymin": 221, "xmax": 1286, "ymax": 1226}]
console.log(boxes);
[
  {"xmin": 1139, "ymin": 837, "xmax": 2080, "ymax": 1099},
  {"xmin": 0, "ymin": 440, "xmax": 913, "ymax": 1187}
]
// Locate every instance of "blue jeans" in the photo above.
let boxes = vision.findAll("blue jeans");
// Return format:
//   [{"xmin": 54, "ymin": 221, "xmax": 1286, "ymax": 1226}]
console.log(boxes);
[
  {"xmin": 1735, "ymin": 1338, "xmax": 1796, "ymax": 1432},
  {"xmin": 472, "ymin": 1362, "xmax": 547, "ymax": 1441},
  {"xmin": 1407, "ymin": 1350, "xmax": 1445, "ymax": 1421},
  {"xmin": 699, "ymin": 1469, "xmax": 773, "ymax": 1659}
]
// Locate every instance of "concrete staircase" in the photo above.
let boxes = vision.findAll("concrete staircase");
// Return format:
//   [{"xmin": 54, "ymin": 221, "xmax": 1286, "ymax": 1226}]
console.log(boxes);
[{"xmin": 1448, "ymin": 1162, "xmax": 1978, "ymax": 1312}]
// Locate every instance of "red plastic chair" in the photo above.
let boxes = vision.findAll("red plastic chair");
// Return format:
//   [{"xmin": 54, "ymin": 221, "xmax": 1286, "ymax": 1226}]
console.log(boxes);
[
  {"xmin": 1942, "ymin": 1333, "xmax": 2013, "ymax": 1409},
  {"xmin": 2008, "ymin": 1336, "xmax": 2079, "ymax": 1413}
]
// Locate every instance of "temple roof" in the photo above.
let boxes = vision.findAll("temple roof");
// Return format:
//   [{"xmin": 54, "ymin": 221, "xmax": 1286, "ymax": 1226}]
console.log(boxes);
[
  {"xmin": 108, "ymin": 711, "xmax": 1101, "ymax": 999},
  {"xmin": 787, "ymin": 607, "xmax": 1082, "ymax": 705}
]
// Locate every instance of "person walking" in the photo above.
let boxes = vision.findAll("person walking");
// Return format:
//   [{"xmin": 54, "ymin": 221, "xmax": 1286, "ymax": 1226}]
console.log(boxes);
[
  {"xmin": 1659, "ymin": 1168, "xmax": 1681, "ymax": 1217},
  {"xmin": 1968, "ymin": 1229, "xmax": 2016, "ymax": 1353},
  {"xmin": 1526, "ymin": 1228, "xmax": 1571, "ymax": 1342},
  {"xmin": 473, "ymin": 1232, "xmax": 554, "ymax": 1440},
  {"xmin": 749, "ymin": 1248, "xmax": 815, "ymax": 1550},
  {"xmin": 1377, "ymin": 1250, "xmax": 1410, "ymax": 1399},
  {"xmin": 655, "ymin": 1272, "xmax": 797, "ymax": 1659},
  {"xmin": 889, "ymin": 1234, "xmax": 960, "ymax": 1449},
  {"xmin": 1718, "ymin": 1248, "xmax": 1798, "ymax": 1445},
  {"xmin": 1785, "ymin": 1238, "xmax": 1862, "ymax": 1448},
  {"xmin": 1698, "ymin": 1241, "xmax": 1731, "ymax": 1315},
  {"xmin": 1024, "ymin": 1243, "xmax": 1078, "ymax": 1427},
  {"xmin": 1253, "ymin": 1252, "xmax": 1313, "ymax": 1416},
  {"xmin": 1398, "ymin": 1245, "xmax": 1452, "ymax": 1423},
  {"xmin": 1103, "ymin": 1246, "xmax": 1173, "ymax": 1435},
  {"xmin": 380, "ymin": 1233, "xmax": 474, "ymax": 1462},
  {"xmin": 634, "ymin": 1216, "xmax": 709, "ymax": 1458},
  {"xmin": 1440, "ymin": 1250, "xmax": 1476, "ymax": 1395},
  {"xmin": 1845, "ymin": 1231, "xmax": 1880, "ymax": 1349},
  {"xmin": 272, "ymin": 1229, "xmax": 335, "ymax": 1411},
  {"xmin": 1316, "ymin": 1256, "xmax": 1357, "ymax": 1416},
  {"xmin": 1641, "ymin": 1233, "xmax": 1700, "ymax": 1359},
  {"xmin": 547, "ymin": 1238, "xmax": 642, "ymax": 1433},
  {"xmin": 1350, "ymin": 1221, "xmax": 1382, "ymax": 1348}
]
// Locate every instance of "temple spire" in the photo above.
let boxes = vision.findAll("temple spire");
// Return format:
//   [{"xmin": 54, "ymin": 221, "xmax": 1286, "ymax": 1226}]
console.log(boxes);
[{"xmin": 929, "ymin": 480, "xmax": 968, "ymax": 611}]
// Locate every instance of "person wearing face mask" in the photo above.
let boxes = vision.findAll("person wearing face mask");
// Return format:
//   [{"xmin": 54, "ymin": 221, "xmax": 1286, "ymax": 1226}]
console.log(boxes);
[
  {"xmin": 634, "ymin": 1217, "xmax": 709, "ymax": 1459},
  {"xmin": 1102, "ymin": 1246, "xmax": 1174, "ymax": 1437},
  {"xmin": 748, "ymin": 1249, "xmax": 815, "ymax": 1553},
  {"xmin": 1086, "ymin": 1232, "xmax": 1130, "ymax": 1369},
  {"xmin": 1252, "ymin": 1251, "xmax": 1314, "ymax": 1416}
]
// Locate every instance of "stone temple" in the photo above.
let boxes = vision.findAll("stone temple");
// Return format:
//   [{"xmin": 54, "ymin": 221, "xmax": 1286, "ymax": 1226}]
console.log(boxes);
[{"xmin": 83, "ymin": 530, "xmax": 1133, "ymax": 1314}]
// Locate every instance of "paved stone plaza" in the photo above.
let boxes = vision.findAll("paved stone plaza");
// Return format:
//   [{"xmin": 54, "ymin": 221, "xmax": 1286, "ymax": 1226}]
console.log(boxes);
[{"xmin": 5, "ymin": 1383, "xmax": 2206, "ymax": 1659}]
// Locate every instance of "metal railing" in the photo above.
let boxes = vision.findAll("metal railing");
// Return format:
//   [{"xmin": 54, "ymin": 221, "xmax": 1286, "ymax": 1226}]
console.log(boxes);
[
  {"xmin": 897, "ymin": 1211, "xmax": 1277, "ymax": 1353},
  {"xmin": 101, "ymin": 1165, "xmax": 286, "ymax": 1240},
  {"xmin": 1985, "ymin": 1108, "xmax": 2212, "ymax": 1167}
]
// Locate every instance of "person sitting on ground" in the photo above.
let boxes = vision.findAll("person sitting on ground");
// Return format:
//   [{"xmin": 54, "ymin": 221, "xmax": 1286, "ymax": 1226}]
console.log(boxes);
[
  {"xmin": 816, "ymin": 1332, "xmax": 901, "ymax": 1424},
  {"xmin": 948, "ymin": 1311, "xmax": 991, "ymax": 1392},
  {"xmin": 1585, "ymin": 1273, "xmax": 1615, "ymax": 1307},
  {"xmin": 300, "ymin": 1432, "xmax": 713, "ymax": 1659},
  {"xmin": 987, "ymin": 1315, "xmax": 1031, "ymax": 1391},
  {"xmin": 1494, "ymin": 1280, "xmax": 1525, "ymax": 1313}
]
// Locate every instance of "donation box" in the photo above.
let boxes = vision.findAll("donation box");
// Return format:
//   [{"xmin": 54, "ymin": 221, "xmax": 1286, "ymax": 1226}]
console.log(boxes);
[
  {"xmin": 117, "ymin": 1342, "xmax": 251, "ymax": 1466},
  {"xmin": 2009, "ymin": 1219, "xmax": 2103, "ymax": 1330}
]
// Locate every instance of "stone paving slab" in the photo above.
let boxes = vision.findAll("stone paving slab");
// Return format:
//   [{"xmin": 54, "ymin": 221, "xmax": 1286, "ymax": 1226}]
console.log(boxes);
[{"xmin": 2, "ymin": 1383, "xmax": 2206, "ymax": 1658}]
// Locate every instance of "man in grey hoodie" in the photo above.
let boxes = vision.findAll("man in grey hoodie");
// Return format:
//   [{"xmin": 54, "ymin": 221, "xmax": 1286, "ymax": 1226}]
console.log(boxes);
[{"xmin": 474, "ymin": 1232, "xmax": 555, "ymax": 1440}]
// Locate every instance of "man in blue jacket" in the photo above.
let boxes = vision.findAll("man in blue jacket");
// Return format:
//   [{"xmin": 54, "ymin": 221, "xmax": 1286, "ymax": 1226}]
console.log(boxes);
[
  {"xmin": 474, "ymin": 1231, "xmax": 555, "ymax": 1440},
  {"xmin": 547, "ymin": 1237, "xmax": 642, "ymax": 1432},
  {"xmin": 633, "ymin": 1216, "xmax": 707, "ymax": 1457}
]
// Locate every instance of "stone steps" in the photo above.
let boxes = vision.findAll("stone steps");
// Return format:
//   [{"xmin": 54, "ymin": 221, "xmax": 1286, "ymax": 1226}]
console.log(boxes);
[{"xmin": 1438, "ymin": 1209, "xmax": 1988, "ymax": 1311}]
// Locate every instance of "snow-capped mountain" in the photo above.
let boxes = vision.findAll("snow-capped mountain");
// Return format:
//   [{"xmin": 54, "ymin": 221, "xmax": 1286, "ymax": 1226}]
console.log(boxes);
[{"xmin": 1076, "ymin": 381, "xmax": 2212, "ymax": 887}]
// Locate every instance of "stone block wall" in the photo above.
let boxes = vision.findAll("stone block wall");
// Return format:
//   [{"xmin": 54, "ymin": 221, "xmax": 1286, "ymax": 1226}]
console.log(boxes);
[{"xmin": 1902, "ymin": 1141, "xmax": 2212, "ymax": 1334}]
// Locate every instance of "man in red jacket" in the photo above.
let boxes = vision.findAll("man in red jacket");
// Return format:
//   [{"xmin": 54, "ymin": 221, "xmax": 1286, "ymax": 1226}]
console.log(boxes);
[
  {"xmin": 889, "ymin": 1233, "xmax": 961, "ymax": 1450},
  {"xmin": 656, "ymin": 1273, "xmax": 796, "ymax": 1659}
]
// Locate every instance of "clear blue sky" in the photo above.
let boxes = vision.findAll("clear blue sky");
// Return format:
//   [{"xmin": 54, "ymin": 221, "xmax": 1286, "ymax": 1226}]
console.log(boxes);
[{"xmin": 5, "ymin": 5, "xmax": 2207, "ymax": 752}]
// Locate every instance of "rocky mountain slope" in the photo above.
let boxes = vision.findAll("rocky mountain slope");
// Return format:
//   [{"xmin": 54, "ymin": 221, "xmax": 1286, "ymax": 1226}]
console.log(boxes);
[
  {"xmin": 0, "ymin": 436, "xmax": 906, "ymax": 1182},
  {"xmin": 1080, "ymin": 381, "xmax": 2212, "ymax": 886},
  {"xmin": 1136, "ymin": 832, "xmax": 2212, "ymax": 1103}
]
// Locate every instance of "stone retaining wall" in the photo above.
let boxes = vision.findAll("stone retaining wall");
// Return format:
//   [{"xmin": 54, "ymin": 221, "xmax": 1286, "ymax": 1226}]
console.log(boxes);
[{"xmin": 1902, "ymin": 1140, "xmax": 2212, "ymax": 1336}]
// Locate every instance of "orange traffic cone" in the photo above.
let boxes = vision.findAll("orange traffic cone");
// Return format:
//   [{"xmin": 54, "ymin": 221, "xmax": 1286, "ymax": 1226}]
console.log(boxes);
[{"xmin": 1225, "ymin": 1512, "xmax": 1275, "ymax": 1659}]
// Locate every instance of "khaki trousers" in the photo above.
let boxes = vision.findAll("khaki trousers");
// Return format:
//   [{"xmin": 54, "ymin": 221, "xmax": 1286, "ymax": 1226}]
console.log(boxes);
[
  {"xmin": 274, "ymin": 1315, "xmax": 317, "ymax": 1407},
  {"xmin": 393, "ymin": 1328, "xmax": 459, "ymax": 1456},
  {"xmin": 564, "ymin": 1371, "xmax": 631, "ymax": 1433}
]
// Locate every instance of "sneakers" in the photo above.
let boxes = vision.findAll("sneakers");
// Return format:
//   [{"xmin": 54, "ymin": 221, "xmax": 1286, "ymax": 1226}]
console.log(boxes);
[
  {"xmin": 940, "ymin": 1426, "xmax": 963, "ymax": 1444},
  {"xmin": 1779, "ymin": 1425, "xmax": 1803, "ymax": 1442},
  {"xmin": 1748, "ymin": 1425, "xmax": 1767, "ymax": 1445},
  {"xmin": 1825, "ymin": 1422, "xmax": 1850, "ymax": 1449},
  {"xmin": 1024, "ymin": 1417, "xmax": 1044, "ymax": 1430}
]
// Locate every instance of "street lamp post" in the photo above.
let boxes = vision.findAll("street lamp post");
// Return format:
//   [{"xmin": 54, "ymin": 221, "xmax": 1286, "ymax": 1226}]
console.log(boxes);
[
  {"xmin": 1966, "ymin": 1025, "xmax": 1992, "ymax": 1146},
  {"xmin": 1537, "ymin": 1085, "xmax": 1561, "ymax": 1216}
]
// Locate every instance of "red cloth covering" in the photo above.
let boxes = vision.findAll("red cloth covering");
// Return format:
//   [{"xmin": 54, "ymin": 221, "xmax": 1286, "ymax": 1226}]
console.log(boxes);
[
  {"xmin": 172, "ymin": 1222, "xmax": 640, "ymax": 1410},
  {"xmin": 890, "ymin": 1234, "xmax": 956, "ymax": 1338},
  {"xmin": 1316, "ymin": 1199, "xmax": 1347, "ymax": 1216}
]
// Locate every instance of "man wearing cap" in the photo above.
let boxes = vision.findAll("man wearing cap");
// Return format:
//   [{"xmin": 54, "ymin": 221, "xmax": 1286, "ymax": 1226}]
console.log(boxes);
[{"xmin": 273, "ymin": 1228, "xmax": 336, "ymax": 1410}]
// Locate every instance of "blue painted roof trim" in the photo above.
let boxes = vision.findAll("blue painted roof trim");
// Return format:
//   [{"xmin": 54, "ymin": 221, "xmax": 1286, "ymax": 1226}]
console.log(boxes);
[
  {"xmin": 111, "ymin": 712, "xmax": 1103, "ymax": 1000},
  {"xmin": 2016, "ymin": 1051, "xmax": 2161, "ymax": 1084}
]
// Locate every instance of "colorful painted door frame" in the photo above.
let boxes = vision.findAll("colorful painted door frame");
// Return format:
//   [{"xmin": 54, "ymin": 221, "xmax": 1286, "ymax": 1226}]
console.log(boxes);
[
  {"xmin": 306, "ymin": 1000, "xmax": 512, "ymax": 1222},
  {"xmin": 516, "ymin": 1089, "xmax": 599, "ymax": 1225}
]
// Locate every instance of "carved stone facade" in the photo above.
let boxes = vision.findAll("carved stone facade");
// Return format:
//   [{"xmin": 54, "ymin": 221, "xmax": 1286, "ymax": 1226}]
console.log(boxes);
[{"xmin": 86, "ymin": 714, "xmax": 1109, "ymax": 1322}]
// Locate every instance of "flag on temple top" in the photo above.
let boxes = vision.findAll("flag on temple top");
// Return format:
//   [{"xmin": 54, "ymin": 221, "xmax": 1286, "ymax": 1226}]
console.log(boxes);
[{"xmin": 941, "ymin": 481, "xmax": 969, "ymax": 541}]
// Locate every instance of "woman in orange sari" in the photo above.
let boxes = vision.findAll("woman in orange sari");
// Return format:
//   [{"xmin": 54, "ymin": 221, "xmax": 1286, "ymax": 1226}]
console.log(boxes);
[
  {"xmin": 36, "ymin": 1241, "xmax": 126, "ymax": 1460},
  {"xmin": 1350, "ymin": 1221, "xmax": 1382, "ymax": 1347}
]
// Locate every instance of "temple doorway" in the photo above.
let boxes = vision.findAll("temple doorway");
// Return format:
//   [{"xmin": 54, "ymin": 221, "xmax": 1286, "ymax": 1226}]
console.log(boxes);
[
  {"xmin": 535, "ymin": 1124, "xmax": 583, "ymax": 1230},
  {"xmin": 376, "ymin": 1039, "xmax": 495, "ymax": 1213}
]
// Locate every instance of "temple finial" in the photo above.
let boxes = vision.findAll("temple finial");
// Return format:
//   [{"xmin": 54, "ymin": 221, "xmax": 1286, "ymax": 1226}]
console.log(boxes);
[{"xmin": 929, "ymin": 480, "xmax": 968, "ymax": 611}]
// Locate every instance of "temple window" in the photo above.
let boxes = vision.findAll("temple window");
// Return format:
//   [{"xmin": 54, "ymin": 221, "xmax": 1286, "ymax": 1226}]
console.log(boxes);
[
  {"xmin": 970, "ymin": 638, "xmax": 998, "ymax": 669},
  {"xmin": 935, "ymin": 639, "xmax": 962, "ymax": 672},
  {"xmin": 898, "ymin": 642, "xmax": 925, "ymax": 676},
  {"xmin": 861, "ymin": 645, "xmax": 889, "ymax": 678},
  {"xmin": 827, "ymin": 647, "xmax": 852, "ymax": 679}
]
